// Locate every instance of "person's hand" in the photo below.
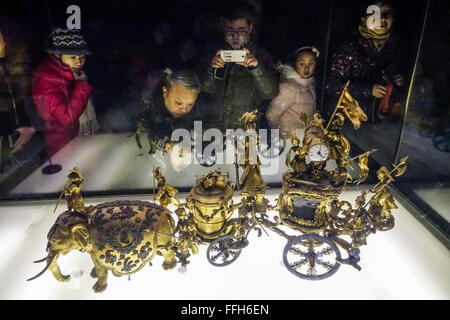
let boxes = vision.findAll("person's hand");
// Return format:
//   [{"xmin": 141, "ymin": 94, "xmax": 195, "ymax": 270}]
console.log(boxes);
[
  {"xmin": 0, "ymin": 31, "xmax": 6, "ymax": 58},
  {"xmin": 212, "ymin": 50, "xmax": 225, "ymax": 69},
  {"xmin": 10, "ymin": 126, "xmax": 36, "ymax": 154},
  {"xmin": 393, "ymin": 74, "xmax": 405, "ymax": 87},
  {"xmin": 73, "ymin": 69, "xmax": 87, "ymax": 81},
  {"xmin": 372, "ymin": 84, "xmax": 388, "ymax": 99},
  {"xmin": 235, "ymin": 48, "xmax": 259, "ymax": 68}
]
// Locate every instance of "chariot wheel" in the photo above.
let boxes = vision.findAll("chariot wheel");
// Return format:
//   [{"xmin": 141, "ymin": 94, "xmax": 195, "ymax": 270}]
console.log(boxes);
[
  {"xmin": 206, "ymin": 235, "xmax": 243, "ymax": 267},
  {"xmin": 283, "ymin": 234, "xmax": 341, "ymax": 280}
]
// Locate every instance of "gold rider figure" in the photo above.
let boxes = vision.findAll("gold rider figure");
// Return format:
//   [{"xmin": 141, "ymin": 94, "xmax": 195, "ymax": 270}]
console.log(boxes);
[
  {"xmin": 63, "ymin": 167, "xmax": 86, "ymax": 213},
  {"xmin": 286, "ymin": 133, "xmax": 308, "ymax": 176},
  {"xmin": 153, "ymin": 167, "xmax": 181, "ymax": 207},
  {"xmin": 369, "ymin": 167, "xmax": 398, "ymax": 229},
  {"xmin": 325, "ymin": 112, "xmax": 350, "ymax": 172}
]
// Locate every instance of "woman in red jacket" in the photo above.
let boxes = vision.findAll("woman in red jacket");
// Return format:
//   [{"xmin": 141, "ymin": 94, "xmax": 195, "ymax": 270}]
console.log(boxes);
[{"xmin": 32, "ymin": 28, "xmax": 94, "ymax": 156}]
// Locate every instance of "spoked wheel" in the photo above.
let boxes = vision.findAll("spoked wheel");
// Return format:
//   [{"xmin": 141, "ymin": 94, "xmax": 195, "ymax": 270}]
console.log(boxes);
[
  {"xmin": 207, "ymin": 235, "xmax": 245, "ymax": 267},
  {"xmin": 283, "ymin": 234, "xmax": 341, "ymax": 280}
]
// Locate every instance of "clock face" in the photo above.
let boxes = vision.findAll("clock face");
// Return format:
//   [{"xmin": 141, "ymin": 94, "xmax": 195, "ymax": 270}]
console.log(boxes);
[{"xmin": 308, "ymin": 143, "xmax": 329, "ymax": 162}]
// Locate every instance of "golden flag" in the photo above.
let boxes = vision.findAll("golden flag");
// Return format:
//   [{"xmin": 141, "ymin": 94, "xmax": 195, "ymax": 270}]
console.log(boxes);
[
  {"xmin": 393, "ymin": 156, "xmax": 408, "ymax": 177},
  {"xmin": 339, "ymin": 87, "xmax": 368, "ymax": 130},
  {"xmin": 355, "ymin": 151, "xmax": 370, "ymax": 185}
]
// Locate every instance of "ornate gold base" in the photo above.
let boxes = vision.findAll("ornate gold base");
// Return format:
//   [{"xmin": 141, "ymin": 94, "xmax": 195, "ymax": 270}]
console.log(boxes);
[
  {"xmin": 194, "ymin": 220, "xmax": 237, "ymax": 244},
  {"xmin": 279, "ymin": 210, "xmax": 327, "ymax": 234},
  {"xmin": 282, "ymin": 171, "xmax": 345, "ymax": 200}
]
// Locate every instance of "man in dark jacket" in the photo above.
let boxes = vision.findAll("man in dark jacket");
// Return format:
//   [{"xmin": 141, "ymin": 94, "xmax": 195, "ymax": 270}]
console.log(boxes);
[
  {"xmin": 136, "ymin": 68, "xmax": 201, "ymax": 154},
  {"xmin": 200, "ymin": 3, "xmax": 279, "ymax": 130}
]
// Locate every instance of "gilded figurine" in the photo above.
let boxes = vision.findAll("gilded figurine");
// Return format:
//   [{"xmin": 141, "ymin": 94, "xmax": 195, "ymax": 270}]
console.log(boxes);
[
  {"xmin": 63, "ymin": 167, "xmax": 87, "ymax": 214},
  {"xmin": 153, "ymin": 167, "xmax": 181, "ymax": 207},
  {"xmin": 325, "ymin": 112, "xmax": 351, "ymax": 172},
  {"xmin": 367, "ymin": 157, "xmax": 408, "ymax": 231},
  {"xmin": 29, "ymin": 198, "xmax": 178, "ymax": 293},
  {"xmin": 286, "ymin": 133, "xmax": 308, "ymax": 176},
  {"xmin": 326, "ymin": 157, "xmax": 408, "ymax": 271},
  {"xmin": 174, "ymin": 207, "xmax": 199, "ymax": 267},
  {"xmin": 238, "ymin": 110, "xmax": 267, "ymax": 195},
  {"xmin": 234, "ymin": 110, "xmax": 270, "ymax": 217}
]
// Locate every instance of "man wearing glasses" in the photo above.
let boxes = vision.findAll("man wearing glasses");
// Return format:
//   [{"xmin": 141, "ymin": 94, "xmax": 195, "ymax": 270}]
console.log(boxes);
[{"xmin": 200, "ymin": 3, "xmax": 279, "ymax": 130}]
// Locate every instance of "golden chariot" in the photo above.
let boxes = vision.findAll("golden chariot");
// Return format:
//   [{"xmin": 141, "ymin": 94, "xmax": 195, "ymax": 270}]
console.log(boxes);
[{"xmin": 28, "ymin": 83, "xmax": 408, "ymax": 291}]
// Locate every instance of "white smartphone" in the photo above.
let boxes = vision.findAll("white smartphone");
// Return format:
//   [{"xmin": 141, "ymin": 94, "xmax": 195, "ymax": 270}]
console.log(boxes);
[{"xmin": 220, "ymin": 50, "xmax": 246, "ymax": 63}]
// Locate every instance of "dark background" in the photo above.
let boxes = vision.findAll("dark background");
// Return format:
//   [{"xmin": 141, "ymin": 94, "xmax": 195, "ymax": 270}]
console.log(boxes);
[
  {"xmin": 0, "ymin": 0, "xmax": 447, "ymax": 174},
  {"xmin": 0, "ymin": 0, "xmax": 429, "ymax": 124}
]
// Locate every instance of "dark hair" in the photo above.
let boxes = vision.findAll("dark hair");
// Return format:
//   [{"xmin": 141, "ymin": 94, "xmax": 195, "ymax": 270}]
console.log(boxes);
[
  {"xmin": 219, "ymin": 2, "xmax": 258, "ymax": 31},
  {"xmin": 163, "ymin": 68, "xmax": 201, "ymax": 93},
  {"xmin": 289, "ymin": 46, "xmax": 320, "ymax": 67}
]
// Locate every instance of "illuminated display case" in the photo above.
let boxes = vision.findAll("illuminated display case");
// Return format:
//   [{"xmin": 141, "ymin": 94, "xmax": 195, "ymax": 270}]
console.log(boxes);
[{"xmin": 0, "ymin": 0, "xmax": 448, "ymax": 300}]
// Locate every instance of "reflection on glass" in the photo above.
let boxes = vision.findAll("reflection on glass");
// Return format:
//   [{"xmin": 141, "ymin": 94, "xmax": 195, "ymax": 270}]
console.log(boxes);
[
  {"xmin": 325, "ymin": 0, "xmax": 427, "ymax": 170},
  {"xmin": 395, "ymin": 0, "xmax": 450, "ymax": 240},
  {"xmin": 1, "ymin": 0, "xmax": 337, "ymax": 198}
]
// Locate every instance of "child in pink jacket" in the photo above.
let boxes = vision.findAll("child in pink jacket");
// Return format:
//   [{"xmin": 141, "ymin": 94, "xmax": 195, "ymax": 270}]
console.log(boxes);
[{"xmin": 266, "ymin": 47, "xmax": 319, "ymax": 139}]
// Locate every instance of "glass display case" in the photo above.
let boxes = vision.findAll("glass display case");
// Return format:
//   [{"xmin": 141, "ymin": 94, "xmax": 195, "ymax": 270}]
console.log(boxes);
[{"xmin": 0, "ymin": 0, "xmax": 448, "ymax": 300}]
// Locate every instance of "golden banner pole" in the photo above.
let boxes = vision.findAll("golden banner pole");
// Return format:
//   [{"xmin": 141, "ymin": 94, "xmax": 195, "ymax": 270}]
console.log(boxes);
[{"xmin": 326, "ymin": 80, "xmax": 350, "ymax": 131}]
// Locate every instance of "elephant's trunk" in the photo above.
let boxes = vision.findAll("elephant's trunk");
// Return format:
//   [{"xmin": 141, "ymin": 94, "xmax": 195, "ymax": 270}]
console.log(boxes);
[
  {"xmin": 48, "ymin": 252, "xmax": 71, "ymax": 282},
  {"xmin": 27, "ymin": 251, "xmax": 59, "ymax": 281}
]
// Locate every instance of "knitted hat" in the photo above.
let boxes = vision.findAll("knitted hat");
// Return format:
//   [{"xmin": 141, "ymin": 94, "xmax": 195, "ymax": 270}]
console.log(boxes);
[{"xmin": 46, "ymin": 28, "xmax": 91, "ymax": 55}]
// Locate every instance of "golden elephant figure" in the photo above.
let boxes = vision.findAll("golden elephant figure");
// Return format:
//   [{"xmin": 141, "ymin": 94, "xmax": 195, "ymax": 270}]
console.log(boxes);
[{"xmin": 28, "ymin": 200, "xmax": 177, "ymax": 293}]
